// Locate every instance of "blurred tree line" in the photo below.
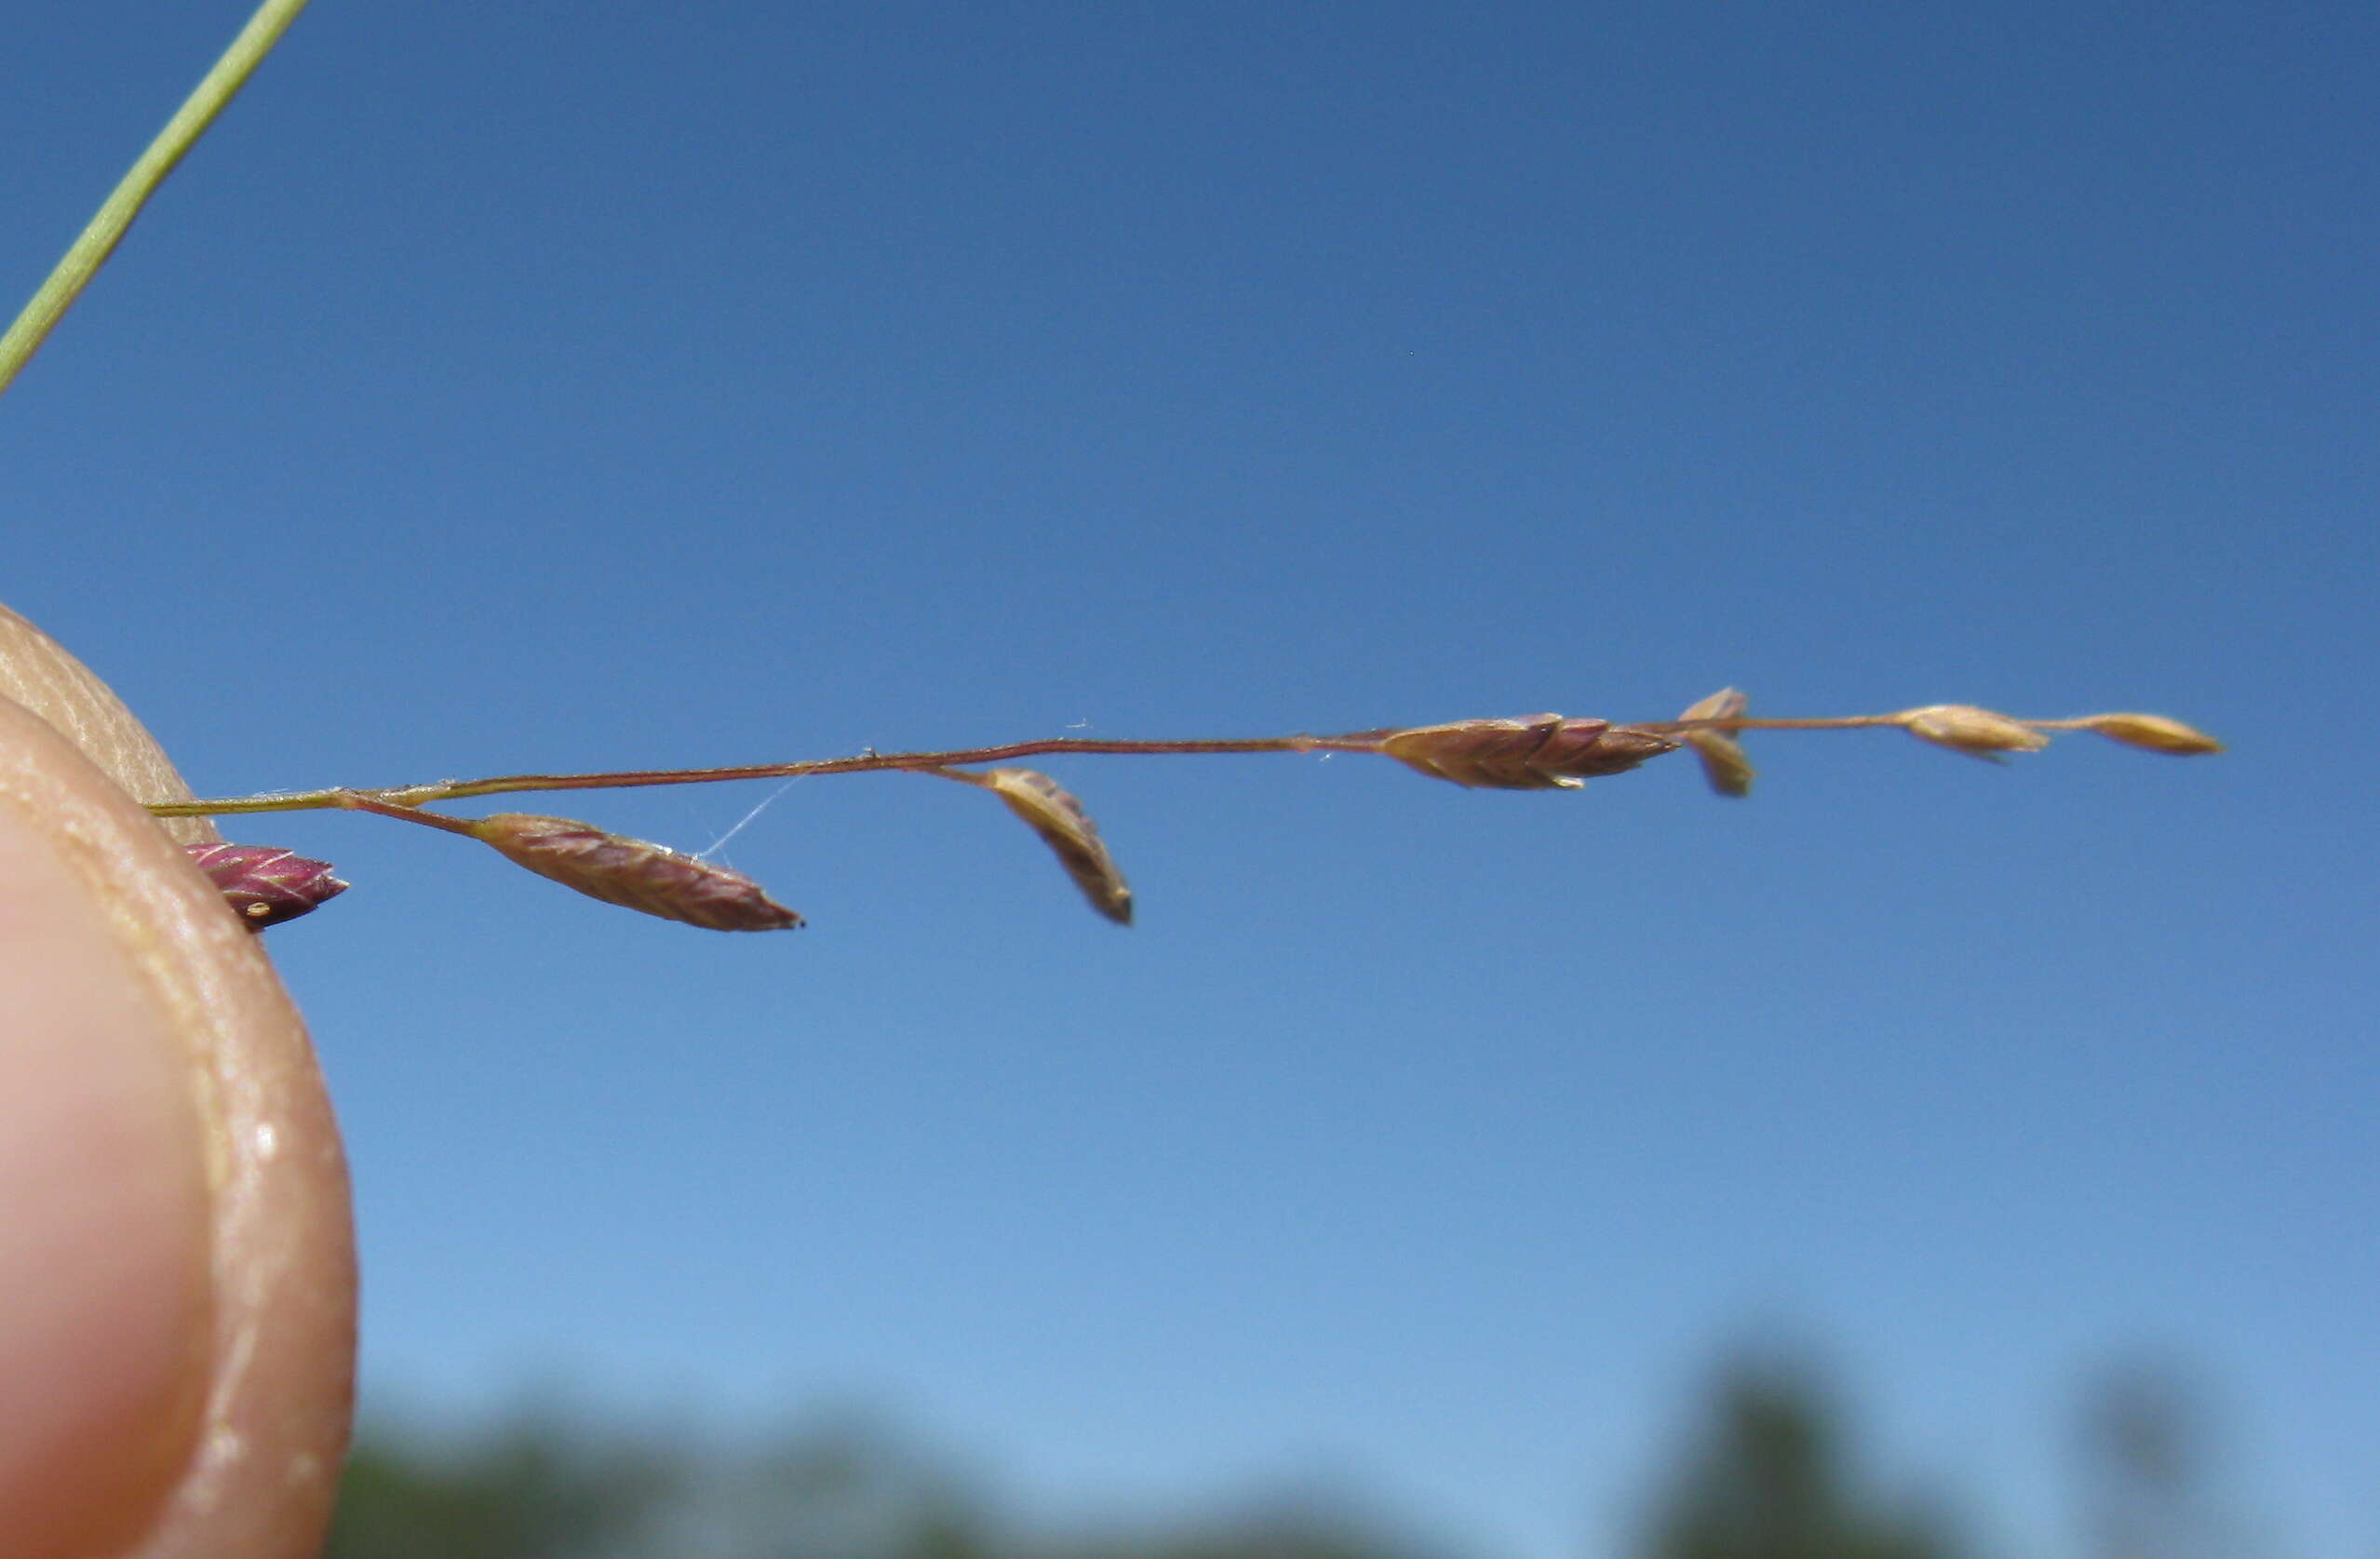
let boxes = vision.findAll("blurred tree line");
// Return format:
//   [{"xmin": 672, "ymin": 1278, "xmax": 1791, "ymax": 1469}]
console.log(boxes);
[{"xmin": 329, "ymin": 1355, "xmax": 2257, "ymax": 1559}]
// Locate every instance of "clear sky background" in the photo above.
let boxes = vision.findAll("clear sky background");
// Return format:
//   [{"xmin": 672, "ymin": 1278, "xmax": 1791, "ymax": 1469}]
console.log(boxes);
[{"xmin": 6, "ymin": 4, "xmax": 2373, "ymax": 1555}]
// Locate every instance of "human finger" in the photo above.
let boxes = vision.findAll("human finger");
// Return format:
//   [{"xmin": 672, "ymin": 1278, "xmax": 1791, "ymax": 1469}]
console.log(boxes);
[{"xmin": 0, "ymin": 608, "xmax": 354, "ymax": 1559}]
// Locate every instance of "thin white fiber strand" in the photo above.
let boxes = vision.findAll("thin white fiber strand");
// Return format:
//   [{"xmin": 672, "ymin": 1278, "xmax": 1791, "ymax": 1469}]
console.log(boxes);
[{"xmin": 696, "ymin": 777, "xmax": 803, "ymax": 861}]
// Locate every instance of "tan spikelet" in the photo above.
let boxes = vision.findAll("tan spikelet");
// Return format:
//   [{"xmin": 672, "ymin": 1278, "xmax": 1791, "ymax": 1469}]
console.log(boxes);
[
  {"xmin": 960, "ymin": 769, "xmax": 1134, "ymax": 925},
  {"xmin": 1897, "ymin": 705, "xmax": 2051, "ymax": 759},
  {"xmin": 1675, "ymin": 687, "xmax": 1755, "ymax": 798},
  {"xmin": 2077, "ymin": 713, "xmax": 2225, "ymax": 755}
]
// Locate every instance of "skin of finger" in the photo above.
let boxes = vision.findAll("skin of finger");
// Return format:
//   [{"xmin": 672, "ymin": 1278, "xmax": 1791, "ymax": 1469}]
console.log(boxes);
[
  {"xmin": 0, "ymin": 609, "xmax": 217, "ymax": 851},
  {"xmin": 0, "ymin": 612, "xmax": 354, "ymax": 1559},
  {"xmin": 0, "ymin": 779, "xmax": 213, "ymax": 1558}
]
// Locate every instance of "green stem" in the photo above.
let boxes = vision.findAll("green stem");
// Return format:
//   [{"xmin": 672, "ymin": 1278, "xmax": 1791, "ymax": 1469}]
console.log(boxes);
[{"xmin": 0, "ymin": 0, "xmax": 315, "ymax": 399}]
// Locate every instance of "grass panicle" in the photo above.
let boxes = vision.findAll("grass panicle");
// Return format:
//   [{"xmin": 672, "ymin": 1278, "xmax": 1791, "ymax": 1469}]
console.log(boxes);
[{"xmin": 155, "ymin": 694, "xmax": 2222, "ymax": 934}]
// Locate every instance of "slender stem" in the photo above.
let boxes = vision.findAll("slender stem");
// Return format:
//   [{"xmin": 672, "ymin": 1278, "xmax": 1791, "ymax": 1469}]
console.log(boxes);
[
  {"xmin": 0, "ymin": 0, "xmax": 315, "ymax": 398},
  {"xmin": 143, "ymin": 714, "xmax": 2122, "ymax": 823},
  {"xmin": 144, "ymin": 732, "xmax": 1391, "ymax": 818},
  {"xmin": 1629, "ymin": 714, "xmax": 1906, "ymax": 734},
  {"xmin": 329, "ymin": 792, "xmax": 483, "ymax": 836},
  {"xmin": 140, "ymin": 711, "xmax": 2092, "ymax": 822}
]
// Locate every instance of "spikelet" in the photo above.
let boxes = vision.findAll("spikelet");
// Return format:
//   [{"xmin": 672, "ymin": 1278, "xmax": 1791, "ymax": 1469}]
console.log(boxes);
[
  {"xmin": 1380, "ymin": 715, "xmax": 1677, "ymax": 790},
  {"xmin": 1675, "ymin": 687, "xmax": 1755, "ymax": 798},
  {"xmin": 1896, "ymin": 705, "xmax": 2051, "ymax": 759},
  {"xmin": 182, "ymin": 842, "xmax": 349, "ymax": 931},
  {"xmin": 469, "ymin": 814, "xmax": 801, "ymax": 931},
  {"xmin": 954, "ymin": 768, "xmax": 1133, "ymax": 925},
  {"xmin": 2077, "ymin": 712, "xmax": 2225, "ymax": 755}
]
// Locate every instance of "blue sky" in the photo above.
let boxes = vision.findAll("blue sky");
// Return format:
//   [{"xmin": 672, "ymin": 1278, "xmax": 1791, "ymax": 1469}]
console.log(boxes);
[{"xmin": 6, "ymin": 3, "xmax": 2374, "ymax": 1554}]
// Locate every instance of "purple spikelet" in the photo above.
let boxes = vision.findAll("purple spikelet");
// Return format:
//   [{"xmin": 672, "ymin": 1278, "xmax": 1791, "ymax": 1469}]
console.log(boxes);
[{"xmin": 182, "ymin": 842, "xmax": 350, "ymax": 932}]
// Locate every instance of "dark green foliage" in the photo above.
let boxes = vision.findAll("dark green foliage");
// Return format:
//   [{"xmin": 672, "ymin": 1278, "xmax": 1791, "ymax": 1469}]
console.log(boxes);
[
  {"xmin": 1634, "ymin": 1360, "xmax": 1962, "ymax": 1559},
  {"xmin": 329, "ymin": 1356, "xmax": 2259, "ymax": 1559},
  {"xmin": 326, "ymin": 1409, "xmax": 1433, "ymax": 1559},
  {"xmin": 329, "ymin": 1412, "xmax": 679, "ymax": 1559}
]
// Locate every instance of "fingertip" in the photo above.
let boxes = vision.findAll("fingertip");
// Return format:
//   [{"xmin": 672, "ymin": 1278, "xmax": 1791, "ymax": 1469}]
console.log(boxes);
[
  {"xmin": 0, "ymin": 769, "xmax": 215, "ymax": 1558},
  {"xmin": 0, "ymin": 692, "xmax": 355, "ymax": 1559}
]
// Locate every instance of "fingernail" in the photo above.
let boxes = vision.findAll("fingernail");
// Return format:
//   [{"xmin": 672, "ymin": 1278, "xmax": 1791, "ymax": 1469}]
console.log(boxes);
[{"xmin": 0, "ymin": 800, "xmax": 213, "ymax": 1558}]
